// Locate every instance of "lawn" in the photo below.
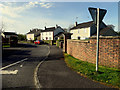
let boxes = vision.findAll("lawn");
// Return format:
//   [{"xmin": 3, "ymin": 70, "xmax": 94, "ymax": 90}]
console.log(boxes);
[
  {"xmin": 64, "ymin": 53, "xmax": 120, "ymax": 88},
  {"xmin": 2, "ymin": 44, "xmax": 10, "ymax": 48}
]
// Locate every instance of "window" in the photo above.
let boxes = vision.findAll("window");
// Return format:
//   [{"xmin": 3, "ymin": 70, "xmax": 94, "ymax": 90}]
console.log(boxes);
[
  {"xmin": 49, "ymin": 32, "xmax": 51, "ymax": 35},
  {"xmin": 78, "ymin": 29, "xmax": 80, "ymax": 33},
  {"xmin": 78, "ymin": 36, "xmax": 80, "ymax": 40},
  {"xmin": 46, "ymin": 32, "xmax": 47, "ymax": 35},
  {"xmin": 49, "ymin": 37, "xmax": 51, "ymax": 40},
  {"xmin": 85, "ymin": 29, "xmax": 87, "ymax": 33}
]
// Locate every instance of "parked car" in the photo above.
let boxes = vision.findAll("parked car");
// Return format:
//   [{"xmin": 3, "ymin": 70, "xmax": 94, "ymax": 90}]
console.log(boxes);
[{"xmin": 34, "ymin": 40, "xmax": 44, "ymax": 45}]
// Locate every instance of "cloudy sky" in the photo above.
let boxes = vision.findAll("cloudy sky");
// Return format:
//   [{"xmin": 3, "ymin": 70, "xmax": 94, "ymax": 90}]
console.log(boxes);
[{"xmin": 0, "ymin": 1, "xmax": 119, "ymax": 34}]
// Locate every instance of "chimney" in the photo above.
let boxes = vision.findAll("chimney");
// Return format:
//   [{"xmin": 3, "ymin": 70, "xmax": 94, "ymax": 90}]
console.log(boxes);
[
  {"xmin": 75, "ymin": 22, "xmax": 78, "ymax": 26},
  {"xmin": 45, "ymin": 26, "xmax": 46, "ymax": 30},
  {"xmin": 56, "ymin": 24, "xmax": 58, "ymax": 28}
]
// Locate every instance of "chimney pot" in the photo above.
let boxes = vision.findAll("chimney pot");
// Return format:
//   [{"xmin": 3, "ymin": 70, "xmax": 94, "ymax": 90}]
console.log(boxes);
[
  {"xmin": 75, "ymin": 22, "xmax": 78, "ymax": 26},
  {"xmin": 45, "ymin": 26, "xmax": 46, "ymax": 30}
]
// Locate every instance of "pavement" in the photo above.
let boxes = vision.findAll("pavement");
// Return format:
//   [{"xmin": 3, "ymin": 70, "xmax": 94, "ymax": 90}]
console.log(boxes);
[{"xmin": 37, "ymin": 45, "xmax": 118, "ymax": 89}]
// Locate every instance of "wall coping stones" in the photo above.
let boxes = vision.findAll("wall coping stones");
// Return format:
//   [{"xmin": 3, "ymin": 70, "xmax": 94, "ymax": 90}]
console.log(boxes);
[
  {"xmin": 90, "ymin": 36, "xmax": 120, "ymax": 39},
  {"xmin": 67, "ymin": 39, "xmax": 89, "ymax": 43}
]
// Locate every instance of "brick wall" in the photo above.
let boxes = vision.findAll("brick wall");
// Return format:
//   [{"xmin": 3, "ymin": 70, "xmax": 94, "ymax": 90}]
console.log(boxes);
[{"xmin": 67, "ymin": 36, "xmax": 120, "ymax": 69}]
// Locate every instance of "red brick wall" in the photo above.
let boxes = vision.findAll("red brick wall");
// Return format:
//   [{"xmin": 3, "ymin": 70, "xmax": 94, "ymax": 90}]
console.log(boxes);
[{"xmin": 67, "ymin": 36, "xmax": 120, "ymax": 69}]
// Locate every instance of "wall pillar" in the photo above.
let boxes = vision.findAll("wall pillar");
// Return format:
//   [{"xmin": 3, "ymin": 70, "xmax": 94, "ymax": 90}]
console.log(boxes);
[{"xmin": 63, "ymin": 33, "xmax": 72, "ymax": 53}]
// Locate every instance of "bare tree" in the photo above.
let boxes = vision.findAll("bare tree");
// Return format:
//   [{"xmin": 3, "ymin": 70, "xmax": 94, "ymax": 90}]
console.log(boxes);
[
  {"xmin": 0, "ymin": 21, "xmax": 6, "ymax": 33},
  {"xmin": 68, "ymin": 24, "xmax": 74, "ymax": 32}
]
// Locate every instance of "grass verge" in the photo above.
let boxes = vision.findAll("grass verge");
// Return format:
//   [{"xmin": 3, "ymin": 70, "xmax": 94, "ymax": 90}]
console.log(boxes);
[
  {"xmin": 64, "ymin": 53, "xmax": 120, "ymax": 88},
  {"xmin": 2, "ymin": 43, "xmax": 10, "ymax": 48}
]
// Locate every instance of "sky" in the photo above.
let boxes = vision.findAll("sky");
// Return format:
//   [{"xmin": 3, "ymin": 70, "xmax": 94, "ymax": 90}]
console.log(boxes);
[{"xmin": 0, "ymin": 1, "xmax": 119, "ymax": 34}]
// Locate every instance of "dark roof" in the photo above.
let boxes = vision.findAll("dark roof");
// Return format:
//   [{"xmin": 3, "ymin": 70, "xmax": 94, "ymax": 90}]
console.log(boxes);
[
  {"xmin": 41, "ymin": 27, "xmax": 55, "ymax": 32},
  {"xmin": 27, "ymin": 29, "xmax": 42, "ymax": 34},
  {"xmin": 70, "ymin": 21, "xmax": 94, "ymax": 30},
  {"xmin": 93, "ymin": 27, "xmax": 118, "ymax": 36},
  {"xmin": 54, "ymin": 32, "xmax": 64, "ymax": 37},
  {"xmin": 27, "ymin": 29, "xmax": 43, "ymax": 37},
  {"xmin": 3, "ymin": 32, "xmax": 17, "ymax": 35}
]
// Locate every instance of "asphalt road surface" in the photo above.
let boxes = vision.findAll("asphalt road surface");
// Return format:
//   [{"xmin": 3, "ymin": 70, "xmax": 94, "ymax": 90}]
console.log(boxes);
[
  {"xmin": 2, "ymin": 43, "xmax": 49, "ymax": 89},
  {"xmin": 37, "ymin": 45, "xmax": 118, "ymax": 89},
  {"xmin": 2, "ymin": 43, "xmax": 118, "ymax": 89}
]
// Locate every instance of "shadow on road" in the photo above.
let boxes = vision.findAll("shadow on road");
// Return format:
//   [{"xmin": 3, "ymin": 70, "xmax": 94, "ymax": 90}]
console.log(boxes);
[{"xmin": 15, "ymin": 43, "xmax": 37, "ymax": 48}]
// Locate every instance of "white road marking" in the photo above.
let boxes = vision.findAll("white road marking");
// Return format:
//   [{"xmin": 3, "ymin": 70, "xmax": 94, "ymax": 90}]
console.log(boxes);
[
  {"xmin": 34, "ymin": 45, "xmax": 50, "ymax": 88},
  {"xmin": 0, "ymin": 58, "xmax": 28, "ymax": 70},
  {"xmin": 0, "ymin": 70, "xmax": 18, "ymax": 74}
]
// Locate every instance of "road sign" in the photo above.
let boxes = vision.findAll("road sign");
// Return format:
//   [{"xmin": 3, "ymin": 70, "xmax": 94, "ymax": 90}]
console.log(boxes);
[
  {"xmin": 88, "ymin": 7, "xmax": 107, "ymax": 25},
  {"xmin": 88, "ymin": 7, "xmax": 97, "ymax": 25},
  {"xmin": 88, "ymin": 7, "xmax": 107, "ymax": 72}
]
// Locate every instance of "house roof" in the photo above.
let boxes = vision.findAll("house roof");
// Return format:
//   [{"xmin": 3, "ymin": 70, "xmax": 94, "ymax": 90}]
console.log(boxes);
[
  {"xmin": 27, "ymin": 29, "xmax": 42, "ymax": 34},
  {"xmin": 3, "ymin": 32, "xmax": 17, "ymax": 36},
  {"xmin": 93, "ymin": 27, "xmax": 118, "ymax": 36},
  {"xmin": 41, "ymin": 27, "xmax": 55, "ymax": 32},
  {"xmin": 54, "ymin": 32, "xmax": 64, "ymax": 37},
  {"xmin": 27, "ymin": 29, "xmax": 43, "ymax": 37},
  {"xmin": 70, "ymin": 21, "xmax": 94, "ymax": 30}
]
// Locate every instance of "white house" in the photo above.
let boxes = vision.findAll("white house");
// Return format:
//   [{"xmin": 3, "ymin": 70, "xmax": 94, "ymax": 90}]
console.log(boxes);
[
  {"xmin": 26, "ymin": 29, "xmax": 42, "ymax": 41},
  {"xmin": 70, "ymin": 21, "xmax": 117, "ymax": 40},
  {"xmin": 41, "ymin": 25, "xmax": 64, "ymax": 40}
]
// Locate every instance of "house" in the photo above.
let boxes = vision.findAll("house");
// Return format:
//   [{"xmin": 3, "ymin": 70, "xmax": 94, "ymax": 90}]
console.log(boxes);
[
  {"xmin": 93, "ymin": 26, "xmax": 118, "ymax": 36},
  {"xmin": 41, "ymin": 25, "xmax": 64, "ymax": 40},
  {"xmin": 1, "ymin": 32, "xmax": 18, "ymax": 46},
  {"xmin": 70, "ymin": 21, "xmax": 117, "ymax": 40},
  {"xmin": 26, "ymin": 28, "xmax": 43, "ymax": 41}
]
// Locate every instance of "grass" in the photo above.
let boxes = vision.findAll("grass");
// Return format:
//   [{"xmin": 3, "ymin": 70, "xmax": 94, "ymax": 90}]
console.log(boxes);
[
  {"xmin": 43, "ymin": 40, "xmax": 52, "ymax": 45},
  {"xmin": 56, "ymin": 40, "xmax": 60, "ymax": 47},
  {"xmin": 64, "ymin": 53, "xmax": 120, "ymax": 88},
  {"xmin": 18, "ymin": 40, "xmax": 33, "ymax": 44},
  {"xmin": 2, "ymin": 44, "xmax": 10, "ymax": 48},
  {"xmin": 56, "ymin": 39, "xmax": 64, "ymax": 47}
]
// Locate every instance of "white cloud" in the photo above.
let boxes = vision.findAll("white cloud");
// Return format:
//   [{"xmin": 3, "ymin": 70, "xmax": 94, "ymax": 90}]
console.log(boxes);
[
  {"xmin": 1, "ymin": 0, "xmax": 119, "ymax": 2},
  {"xmin": 3, "ymin": 15, "xmax": 71, "ymax": 34},
  {"xmin": 0, "ymin": 2, "xmax": 53, "ymax": 18},
  {"xmin": 40, "ymin": 2, "xmax": 53, "ymax": 8}
]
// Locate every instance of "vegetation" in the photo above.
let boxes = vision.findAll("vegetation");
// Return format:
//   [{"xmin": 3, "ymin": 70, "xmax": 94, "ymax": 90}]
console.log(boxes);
[
  {"xmin": 64, "ymin": 53, "xmax": 120, "ymax": 88},
  {"xmin": 18, "ymin": 34, "xmax": 26, "ymax": 41},
  {"xmin": 117, "ymin": 32, "xmax": 120, "ymax": 36},
  {"xmin": 43, "ymin": 40, "xmax": 52, "ymax": 44},
  {"xmin": 2, "ymin": 44, "xmax": 10, "ymax": 48},
  {"xmin": 56, "ymin": 39, "xmax": 64, "ymax": 47},
  {"xmin": 56, "ymin": 40, "xmax": 60, "ymax": 47},
  {"xmin": 18, "ymin": 40, "xmax": 34, "ymax": 44}
]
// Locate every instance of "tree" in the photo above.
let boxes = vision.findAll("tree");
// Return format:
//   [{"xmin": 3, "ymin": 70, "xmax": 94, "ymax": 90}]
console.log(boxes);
[
  {"xmin": 63, "ymin": 28, "xmax": 68, "ymax": 32},
  {"xmin": 0, "ymin": 21, "xmax": 6, "ymax": 32},
  {"xmin": 117, "ymin": 31, "xmax": 120, "ymax": 36},
  {"xmin": 68, "ymin": 24, "xmax": 74, "ymax": 32},
  {"xmin": 18, "ymin": 34, "xmax": 26, "ymax": 41}
]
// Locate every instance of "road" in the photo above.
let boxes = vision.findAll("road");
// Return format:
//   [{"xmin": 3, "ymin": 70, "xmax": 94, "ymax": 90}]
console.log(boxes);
[
  {"xmin": 2, "ymin": 43, "xmax": 118, "ymax": 89},
  {"xmin": 37, "ymin": 46, "xmax": 117, "ymax": 89},
  {"xmin": 2, "ymin": 43, "xmax": 50, "ymax": 89}
]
